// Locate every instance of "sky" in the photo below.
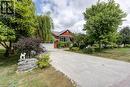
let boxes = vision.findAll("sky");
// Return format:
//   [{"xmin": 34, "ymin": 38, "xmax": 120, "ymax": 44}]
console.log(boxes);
[{"xmin": 33, "ymin": 0, "xmax": 130, "ymax": 33}]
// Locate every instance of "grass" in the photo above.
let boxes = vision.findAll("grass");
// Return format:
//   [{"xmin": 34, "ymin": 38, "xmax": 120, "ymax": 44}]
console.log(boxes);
[
  {"xmin": 67, "ymin": 47, "xmax": 130, "ymax": 62},
  {"xmin": 0, "ymin": 48, "xmax": 74, "ymax": 87},
  {"xmin": 92, "ymin": 47, "xmax": 130, "ymax": 62}
]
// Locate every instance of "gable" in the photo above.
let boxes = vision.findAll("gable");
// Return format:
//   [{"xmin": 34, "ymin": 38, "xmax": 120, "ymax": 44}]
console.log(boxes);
[{"xmin": 60, "ymin": 30, "xmax": 72, "ymax": 36}]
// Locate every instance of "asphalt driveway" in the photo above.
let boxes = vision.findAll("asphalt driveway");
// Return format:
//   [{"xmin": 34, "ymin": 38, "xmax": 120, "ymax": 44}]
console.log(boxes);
[{"xmin": 44, "ymin": 44, "xmax": 130, "ymax": 87}]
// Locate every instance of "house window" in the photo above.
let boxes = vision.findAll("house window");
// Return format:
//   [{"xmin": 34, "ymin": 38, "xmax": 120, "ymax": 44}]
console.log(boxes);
[
  {"xmin": 60, "ymin": 37, "xmax": 70, "ymax": 42},
  {"xmin": 60, "ymin": 37, "xmax": 66, "ymax": 42}
]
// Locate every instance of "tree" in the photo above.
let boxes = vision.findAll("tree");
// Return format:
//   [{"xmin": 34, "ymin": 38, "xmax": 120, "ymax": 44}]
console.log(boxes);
[
  {"xmin": 14, "ymin": 0, "xmax": 36, "ymax": 37},
  {"xmin": 0, "ymin": 0, "xmax": 36, "ymax": 37},
  {"xmin": 119, "ymin": 26, "xmax": 130, "ymax": 46},
  {"xmin": 0, "ymin": 0, "xmax": 36, "ymax": 56},
  {"xmin": 0, "ymin": 22, "xmax": 15, "ymax": 56},
  {"xmin": 83, "ymin": 0, "xmax": 126, "ymax": 50},
  {"xmin": 37, "ymin": 15, "xmax": 54, "ymax": 42},
  {"xmin": 73, "ymin": 34, "xmax": 85, "ymax": 47},
  {"xmin": 73, "ymin": 34, "xmax": 93, "ymax": 49}
]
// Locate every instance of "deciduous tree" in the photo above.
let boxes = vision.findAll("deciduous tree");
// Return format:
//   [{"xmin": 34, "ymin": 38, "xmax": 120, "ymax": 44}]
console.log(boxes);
[
  {"xmin": 83, "ymin": 0, "xmax": 126, "ymax": 50},
  {"xmin": 0, "ymin": 0, "xmax": 36, "ymax": 56},
  {"xmin": 37, "ymin": 15, "xmax": 53, "ymax": 42},
  {"xmin": 119, "ymin": 26, "xmax": 130, "ymax": 46},
  {"xmin": 0, "ymin": 22, "xmax": 15, "ymax": 56}
]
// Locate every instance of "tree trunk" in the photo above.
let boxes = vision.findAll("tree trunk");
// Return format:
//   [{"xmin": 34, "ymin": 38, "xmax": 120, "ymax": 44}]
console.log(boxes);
[
  {"xmin": 124, "ymin": 43, "xmax": 126, "ymax": 47},
  {"xmin": 4, "ymin": 48, "xmax": 10, "ymax": 57},
  {"xmin": 4, "ymin": 41, "xmax": 13, "ymax": 57},
  {"xmin": 9, "ymin": 41, "xmax": 15, "ymax": 54},
  {"xmin": 29, "ymin": 52, "xmax": 31, "ymax": 58},
  {"xmin": 99, "ymin": 41, "xmax": 102, "ymax": 51}
]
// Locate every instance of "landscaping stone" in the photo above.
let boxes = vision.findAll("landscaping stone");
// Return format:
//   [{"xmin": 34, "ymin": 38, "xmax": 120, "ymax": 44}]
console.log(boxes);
[{"xmin": 17, "ymin": 58, "xmax": 38, "ymax": 72}]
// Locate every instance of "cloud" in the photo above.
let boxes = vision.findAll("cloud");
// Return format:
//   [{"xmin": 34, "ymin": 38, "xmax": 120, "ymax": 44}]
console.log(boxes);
[
  {"xmin": 114, "ymin": 0, "xmax": 130, "ymax": 25},
  {"xmin": 33, "ymin": 0, "xmax": 130, "ymax": 33},
  {"xmin": 69, "ymin": 20, "xmax": 86, "ymax": 33}
]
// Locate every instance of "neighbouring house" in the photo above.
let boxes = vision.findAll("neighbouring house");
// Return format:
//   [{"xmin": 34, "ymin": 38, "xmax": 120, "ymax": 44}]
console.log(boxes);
[{"xmin": 52, "ymin": 29, "xmax": 73, "ymax": 48}]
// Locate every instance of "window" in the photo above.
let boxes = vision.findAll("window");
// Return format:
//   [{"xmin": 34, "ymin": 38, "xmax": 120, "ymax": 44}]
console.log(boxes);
[
  {"xmin": 60, "ymin": 37, "xmax": 66, "ymax": 42},
  {"xmin": 60, "ymin": 37, "xmax": 70, "ymax": 42}
]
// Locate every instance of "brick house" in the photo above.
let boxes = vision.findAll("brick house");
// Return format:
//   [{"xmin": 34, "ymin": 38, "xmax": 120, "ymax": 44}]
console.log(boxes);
[{"xmin": 52, "ymin": 29, "xmax": 73, "ymax": 48}]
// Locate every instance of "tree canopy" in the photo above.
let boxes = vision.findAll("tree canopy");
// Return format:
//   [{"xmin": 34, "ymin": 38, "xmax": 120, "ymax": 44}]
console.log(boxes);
[
  {"xmin": 0, "ymin": 0, "xmax": 36, "ymax": 37},
  {"xmin": 83, "ymin": 0, "xmax": 126, "ymax": 50},
  {"xmin": 0, "ymin": 0, "xmax": 36, "ymax": 56},
  {"xmin": 0, "ymin": 22, "xmax": 15, "ymax": 44},
  {"xmin": 37, "ymin": 15, "xmax": 54, "ymax": 42},
  {"xmin": 0, "ymin": 22, "xmax": 15, "ymax": 56},
  {"xmin": 119, "ymin": 26, "xmax": 130, "ymax": 46}
]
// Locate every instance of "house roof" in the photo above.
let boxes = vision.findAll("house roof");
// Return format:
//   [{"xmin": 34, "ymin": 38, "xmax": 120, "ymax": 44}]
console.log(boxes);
[
  {"xmin": 52, "ymin": 31, "xmax": 59, "ymax": 36},
  {"xmin": 52, "ymin": 29, "xmax": 71, "ymax": 36}
]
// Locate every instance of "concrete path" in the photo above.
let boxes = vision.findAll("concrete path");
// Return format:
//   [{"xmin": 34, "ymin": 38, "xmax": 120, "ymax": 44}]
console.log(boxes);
[{"xmin": 44, "ymin": 44, "xmax": 130, "ymax": 87}]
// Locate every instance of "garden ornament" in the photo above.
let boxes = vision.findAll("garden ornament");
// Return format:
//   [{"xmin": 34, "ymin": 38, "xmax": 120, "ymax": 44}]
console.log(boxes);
[{"xmin": 20, "ymin": 53, "xmax": 26, "ymax": 60}]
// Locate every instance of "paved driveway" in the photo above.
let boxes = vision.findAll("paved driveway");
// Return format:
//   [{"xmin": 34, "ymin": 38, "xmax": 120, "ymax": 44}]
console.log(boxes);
[{"xmin": 44, "ymin": 44, "xmax": 130, "ymax": 87}]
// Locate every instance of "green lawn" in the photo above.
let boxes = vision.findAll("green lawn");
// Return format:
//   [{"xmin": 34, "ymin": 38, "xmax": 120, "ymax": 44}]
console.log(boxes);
[
  {"xmin": 92, "ymin": 48, "xmax": 130, "ymax": 62},
  {"xmin": 0, "ymin": 49, "xmax": 74, "ymax": 87},
  {"xmin": 67, "ymin": 47, "xmax": 130, "ymax": 62}
]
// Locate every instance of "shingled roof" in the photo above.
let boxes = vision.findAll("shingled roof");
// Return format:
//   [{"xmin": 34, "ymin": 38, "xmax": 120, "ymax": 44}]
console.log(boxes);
[{"xmin": 52, "ymin": 29, "xmax": 71, "ymax": 36}]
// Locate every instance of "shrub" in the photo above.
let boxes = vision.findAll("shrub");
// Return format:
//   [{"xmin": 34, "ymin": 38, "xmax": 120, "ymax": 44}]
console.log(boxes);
[
  {"xmin": 58, "ymin": 41, "xmax": 65, "ymax": 48},
  {"xmin": 57, "ymin": 41, "xmax": 71, "ymax": 48},
  {"xmin": 37, "ymin": 54, "xmax": 51, "ymax": 69},
  {"xmin": 50, "ymin": 35, "xmax": 55, "ymax": 43},
  {"xmin": 82, "ymin": 47, "xmax": 95, "ymax": 54},
  {"xmin": 69, "ymin": 43, "xmax": 73, "ymax": 50},
  {"xmin": 67, "ymin": 41, "xmax": 72, "ymax": 46},
  {"xmin": 70, "ymin": 47, "xmax": 80, "ymax": 52},
  {"xmin": 72, "ymin": 43, "xmax": 78, "ymax": 47},
  {"xmin": 13, "ymin": 37, "xmax": 42, "ymax": 58},
  {"xmin": 125, "ymin": 44, "xmax": 130, "ymax": 48},
  {"xmin": 71, "ymin": 42, "xmax": 86, "ymax": 49},
  {"xmin": 79, "ymin": 43, "xmax": 86, "ymax": 49}
]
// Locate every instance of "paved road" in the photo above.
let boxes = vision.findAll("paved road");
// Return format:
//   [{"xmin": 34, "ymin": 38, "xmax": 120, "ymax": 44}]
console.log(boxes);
[{"xmin": 44, "ymin": 44, "xmax": 130, "ymax": 87}]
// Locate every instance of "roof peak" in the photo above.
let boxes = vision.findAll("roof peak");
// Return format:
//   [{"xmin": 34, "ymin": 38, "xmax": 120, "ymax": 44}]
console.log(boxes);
[{"xmin": 52, "ymin": 29, "xmax": 71, "ymax": 36}]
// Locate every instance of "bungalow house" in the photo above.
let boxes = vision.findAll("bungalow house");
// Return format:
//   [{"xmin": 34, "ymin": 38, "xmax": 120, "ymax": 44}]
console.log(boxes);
[{"xmin": 52, "ymin": 29, "xmax": 73, "ymax": 48}]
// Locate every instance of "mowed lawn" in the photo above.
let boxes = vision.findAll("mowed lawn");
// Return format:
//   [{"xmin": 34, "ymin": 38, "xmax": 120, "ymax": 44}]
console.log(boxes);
[
  {"xmin": 93, "ymin": 48, "xmax": 130, "ymax": 62},
  {"xmin": 0, "ymin": 49, "xmax": 74, "ymax": 87}
]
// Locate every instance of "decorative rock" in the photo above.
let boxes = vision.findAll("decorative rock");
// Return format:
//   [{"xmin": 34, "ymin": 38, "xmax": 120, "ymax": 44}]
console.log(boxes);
[
  {"xmin": 17, "ymin": 58, "xmax": 38, "ymax": 72},
  {"xmin": 31, "ymin": 50, "xmax": 36, "ymax": 55}
]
